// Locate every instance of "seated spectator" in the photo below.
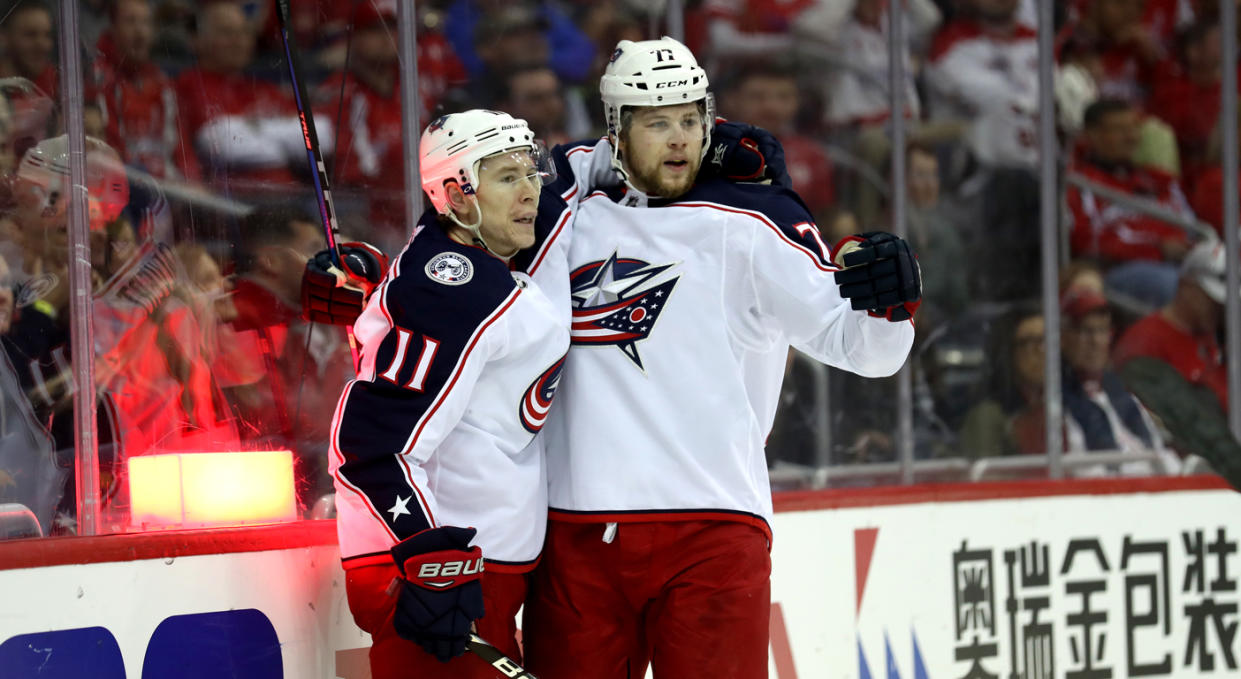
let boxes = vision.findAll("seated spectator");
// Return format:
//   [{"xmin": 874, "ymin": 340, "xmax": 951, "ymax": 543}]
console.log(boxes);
[
  {"xmin": 1113, "ymin": 238, "xmax": 1227, "ymax": 413},
  {"xmin": 445, "ymin": 0, "xmax": 595, "ymax": 85},
  {"xmin": 701, "ymin": 0, "xmax": 847, "ymax": 63},
  {"xmin": 0, "ymin": 1, "xmax": 57, "ymax": 100},
  {"xmin": 899, "ymin": 143, "xmax": 968, "ymax": 330},
  {"xmin": 496, "ymin": 65, "xmax": 590, "ymax": 149},
  {"xmin": 224, "ymin": 206, "xmax": 354, "ymax": 505},
  {"xmin": 925, "ymin": 0, "xmax": 1039, "ymax": 170},
  {"xmin": 959, "ymin": 303, "xmax": 1046, "ymax": 457},
  {"xmin": 1148, "ymin": 21, "xmax": 1236, "ymax": 187},
  {"xmin": 1067, "ymin": 0, "xmax": 1168, "ymax": 105},
  {"xmin": 92, "ymin": 0, "xmax": 199, "ymax": 183},
  {"xmin": 822, "ymin": 0, "xmax": 922, "ymax": 132},
  {"xmin": 314, "ymin": 4, "xmax": 405, "ymax": 245},
  {"xmin": 174, "ymin": 0, "xmax": 331, "ymax": 191},
  {"xmin": 719, "ymin": 60, "xmax": 835, "ymax": 220},
  {"xmin": 1062, "ymin": 0, "xmax": 1183, "ymax": 174},
  {"xmin": 1059, "ymin": 285, "xmax": 1176, "ymax": 475},
  {"xmin": 1114, "ymin": 239, "xmax": 1241, "ymax": 489},
  {"xmin": 1066, "ymin": 98, "xmax": 1196, "ymax": 307},
  {"xmin": 821, "ymin": 0, "xmax": 930, "ymax": 226},
  {"xmin": 1190, "ymin": 100, "xmax": 1241, "ymax": 238}
]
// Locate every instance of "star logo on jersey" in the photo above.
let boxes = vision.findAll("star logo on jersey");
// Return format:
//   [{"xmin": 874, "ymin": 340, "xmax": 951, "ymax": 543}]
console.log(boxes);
[
  {"xmin": 570, "ymin": 253, "xmax": 679, "ymax": 370},
  {"xmin": 388, "ymin": 494, "xmax": 412, "ymax": 521}
]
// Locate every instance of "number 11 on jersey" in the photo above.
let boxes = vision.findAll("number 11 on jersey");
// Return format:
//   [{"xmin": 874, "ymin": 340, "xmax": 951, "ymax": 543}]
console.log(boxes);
[{"xmin": 380, "ymin": 329, "xmax": 440, "ymax": 392}]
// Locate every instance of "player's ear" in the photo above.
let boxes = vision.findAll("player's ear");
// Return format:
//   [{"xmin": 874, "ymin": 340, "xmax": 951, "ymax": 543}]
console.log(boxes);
[{"xmin": 445, "ymin": 180, "xmax": 468, "ymax": 212}]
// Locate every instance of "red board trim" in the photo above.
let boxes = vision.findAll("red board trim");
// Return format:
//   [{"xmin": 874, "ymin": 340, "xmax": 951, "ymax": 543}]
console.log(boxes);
[
  {"xmin": 0, "ymin": 520, "xmax": 338, "ymax": 571},
  {"xmin": 0, "ymin": 476, "xmax": 1229, "ymax": 571}
]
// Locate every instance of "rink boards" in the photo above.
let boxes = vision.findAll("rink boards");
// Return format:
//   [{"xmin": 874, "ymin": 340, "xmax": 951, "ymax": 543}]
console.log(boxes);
[{"xmin": 1, "ymin": 476, "xmax": 1238, "ymax": 678}]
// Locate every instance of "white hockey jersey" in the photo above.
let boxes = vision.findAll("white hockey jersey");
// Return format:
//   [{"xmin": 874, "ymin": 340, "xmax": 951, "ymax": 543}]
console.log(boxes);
[
  {"xmin": 541, "ymin": 140, "xmax": 914, "ymax": 538},
  {"xmin": 330, "ymin": 211, "xmax": 569, "ymax": 570}
]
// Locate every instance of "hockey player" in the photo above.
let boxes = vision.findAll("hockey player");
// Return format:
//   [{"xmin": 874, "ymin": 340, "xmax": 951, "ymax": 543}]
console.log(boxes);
[
  {"xmin": 328, "ymin": 109, "xmax": 569, "ymax": 678},
  {"xmin": 520, "ymin": 37, "xmax": 920, "ymax": 678}
]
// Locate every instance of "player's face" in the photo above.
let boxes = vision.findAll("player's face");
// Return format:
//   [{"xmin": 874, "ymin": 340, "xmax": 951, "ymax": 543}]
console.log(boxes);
[
  {"xmin": 619, "ymin": 103, "xmax": 704, "ymax": 199},
  {"xmin": 475, "ymin": 150, "xmax": 541, "ymax": 258}
]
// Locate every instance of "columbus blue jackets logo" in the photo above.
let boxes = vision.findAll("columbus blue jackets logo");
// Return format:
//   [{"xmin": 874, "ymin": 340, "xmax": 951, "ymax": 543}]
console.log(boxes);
[
  {"xmin": 427, "ymin": 115, "xmax": 448, "ymax": 132},
  {"xmin": 425, "ymin": 252, "xmax": 473, "ymax": 285},
  {"xmin": 520, "ymin": 355, "xmax": 565, "ymax": 433},
  {"xmin": 570, "ymin": 253, "xmax": 679, "ymax": 370}
]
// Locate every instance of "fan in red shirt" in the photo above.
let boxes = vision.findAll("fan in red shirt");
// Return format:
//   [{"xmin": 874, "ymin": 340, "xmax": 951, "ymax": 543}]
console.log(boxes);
[
  {"xmin": 1114, "ymin": 238, "xmax": 1228, "ymax": 413},
  {"xmin": 719, "ymin": 60, "xmax": 834, "ymax": 219},
  {"xmin": 1148, "ymin": 21, "xmax": 1238, "ymax": 188},
  {"xmin": 92, "ymin": 0, "xmax": 199, "ymax": 183},
  {"xmin": 1066, "ymin": 98, "xmax": 1196, "ymax": 306},
  {"xmin": 1063, "ymin": 0, "xmax": 1175, "ymax": 105},
  {"xmin": 314, "ymin": 5, "xmax": 405, "ymax": 242},
  {"xmin": 0, "ymin": 2, "xmax": 57, "ymax": 102},
  {"xmin": 173, "ymin": 1, "xmax": 326, "ymax": 192}
]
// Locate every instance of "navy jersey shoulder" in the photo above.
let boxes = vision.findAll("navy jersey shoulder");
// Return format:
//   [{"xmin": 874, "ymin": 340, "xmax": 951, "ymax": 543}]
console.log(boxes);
[
  {"xmin": 672, "ymin": 179, "xmax": 828, "ymax": 265},
  {"xmin": 676, "ymin": 178, "xmax": 816, "ymax": 229},
  {"xmin": 386, "ymin": 212, "xmax": 518, "ymax": 336},
  {"xmin": 545, "ymin": 138, "xmax": 598, "ymax": 197}
]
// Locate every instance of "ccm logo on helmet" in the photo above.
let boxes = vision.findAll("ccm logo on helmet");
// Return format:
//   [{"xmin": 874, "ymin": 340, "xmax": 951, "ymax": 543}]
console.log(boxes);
[
  {"xmin": 656, "ymin": 80, "xmax": 689, "ymax": 88},
  {"xmin": 416, "ymin": 557, "xmax": 484, "ymax": 585}
]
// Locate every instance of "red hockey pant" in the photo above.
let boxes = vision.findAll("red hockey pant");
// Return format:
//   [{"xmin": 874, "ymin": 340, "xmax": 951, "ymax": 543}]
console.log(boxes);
[
  {"xmin": 344, "ymin": 560, "xmax": 528, "ymax": 679},
  {"xmin": 523, "ymin": 519, "xmax": 771, "ymax": 679}
]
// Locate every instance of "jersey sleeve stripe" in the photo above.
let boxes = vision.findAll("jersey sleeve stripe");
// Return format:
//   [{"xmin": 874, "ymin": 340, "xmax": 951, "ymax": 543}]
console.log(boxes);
[
  {"xmin": 399, "ymin": 287, "xmax": 523, "ymax": 457},
  {"xmin": 675, "ymin": 200, "xmax": 838, "ymax": 272}
]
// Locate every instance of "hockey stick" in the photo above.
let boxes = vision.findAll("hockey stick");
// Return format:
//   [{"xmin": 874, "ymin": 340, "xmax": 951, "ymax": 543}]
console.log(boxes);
[
  {"xmin": 273, "ymin": 0, "xmax": 359, "ymax": 369},
  {"xmin": 466, "ymin": 633, "xmax": 539, "ymax": 678}
]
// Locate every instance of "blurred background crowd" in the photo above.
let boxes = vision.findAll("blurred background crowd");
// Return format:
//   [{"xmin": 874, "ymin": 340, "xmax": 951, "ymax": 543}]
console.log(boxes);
[{"xmin": 0, "ymin": 0, "xmax": 1238, "ymax": 537}]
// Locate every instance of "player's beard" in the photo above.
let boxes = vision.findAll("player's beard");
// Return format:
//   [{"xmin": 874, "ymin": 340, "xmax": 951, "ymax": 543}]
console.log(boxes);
[{"xmin": 627, "ymin": 152, "xmax": 701, "ymax": 199}]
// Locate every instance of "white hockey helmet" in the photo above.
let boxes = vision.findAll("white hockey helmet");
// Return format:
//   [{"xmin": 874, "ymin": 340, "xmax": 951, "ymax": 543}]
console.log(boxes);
[
  {"xmin": 600, "ymin": 36, "xmax": 714, "ymax": 181},
  {"xmin": 17, "ymin": 134, "xmax": 129, "ymax": 231},
  {"xmin": 419, "ymin": 109, "xmax": 554, "ymax": 253}
]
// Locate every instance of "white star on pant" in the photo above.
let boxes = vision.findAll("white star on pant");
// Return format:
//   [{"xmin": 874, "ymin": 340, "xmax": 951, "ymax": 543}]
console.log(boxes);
[{"xmin": 388, "ymin": 494, "xmax": 412, "ymax": 521}]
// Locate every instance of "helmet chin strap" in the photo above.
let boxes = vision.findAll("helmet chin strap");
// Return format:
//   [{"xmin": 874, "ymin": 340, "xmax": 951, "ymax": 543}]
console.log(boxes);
[
  {"xmin": 609, "ymin": 139, "xmax": 652, "ymax": 198},
  {"xmin": 446, "ymin": 197, "xmax": 514, "ymax": 262}
]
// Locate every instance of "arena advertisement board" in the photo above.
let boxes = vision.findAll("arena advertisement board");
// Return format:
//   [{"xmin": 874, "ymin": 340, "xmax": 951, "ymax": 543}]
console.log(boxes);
[
  {"xmin": 1, "ymin": 480, "xmax": 1238, "ymax": 678},
  {"xmin": 769, "ymin": 481, "xmax": 1241, "ymax": 679}
]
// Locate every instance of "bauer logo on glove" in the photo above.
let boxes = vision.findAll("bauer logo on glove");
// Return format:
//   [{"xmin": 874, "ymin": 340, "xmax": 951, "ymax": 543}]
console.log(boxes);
[
  {"xmin": 390, "ymin": 526, "xmax": 487, "ymax": 663},
  {"xmin": 833, "ymin": 231, "xmax": 922, "ymax": 322}
]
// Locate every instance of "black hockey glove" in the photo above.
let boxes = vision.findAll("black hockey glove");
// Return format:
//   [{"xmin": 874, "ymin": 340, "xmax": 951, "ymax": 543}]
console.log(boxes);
[
  {"xmin": 390, "ymin": 526, "xmax": 486, "ymax": 663},
  {"xmin": 300, "ymin": 241, "xmax": 388, "ymax": 325},
  {"xmin": 833, "ymin": 232, "xmax": 922, "ymax": 322},
  {"xmin": 699, "ymin": 120, "xmax": 792, "ymax": 188}
]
